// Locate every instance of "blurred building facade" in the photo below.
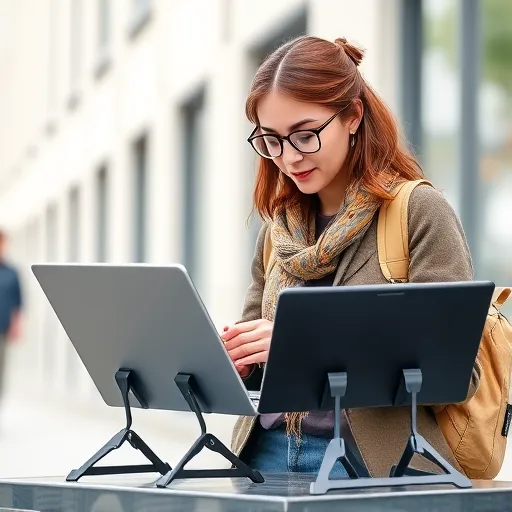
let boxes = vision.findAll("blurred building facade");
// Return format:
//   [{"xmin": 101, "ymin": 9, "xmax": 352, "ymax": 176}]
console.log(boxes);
[{"xmin": 0, "ymin": 0, "xmax": 510, "ymax": 404}]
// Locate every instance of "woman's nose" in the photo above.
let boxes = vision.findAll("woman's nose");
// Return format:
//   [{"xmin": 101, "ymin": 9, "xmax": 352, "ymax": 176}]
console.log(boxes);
[{"xmin": 281, "ymin": 140, "xmax": 303, "ymax": 165}]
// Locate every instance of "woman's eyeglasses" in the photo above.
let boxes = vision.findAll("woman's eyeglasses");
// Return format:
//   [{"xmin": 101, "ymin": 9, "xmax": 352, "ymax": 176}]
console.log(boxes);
[{"xmin": 247, "ymin": 110, "xmax": 343, "ymax": 159}]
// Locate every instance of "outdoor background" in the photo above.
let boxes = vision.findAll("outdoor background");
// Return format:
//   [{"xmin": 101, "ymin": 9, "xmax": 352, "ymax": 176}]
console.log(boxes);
[{"xmin": 0, "ymin": 0, "xmax": 511, "ymax": 481}]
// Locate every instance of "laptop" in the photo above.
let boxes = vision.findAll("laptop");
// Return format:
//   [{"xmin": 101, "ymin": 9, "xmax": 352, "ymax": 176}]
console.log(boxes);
[
  {"xmin": 257, "ymin": 280, "xmax": 494, "ymax": 413},
  {"xmin": 32, "ymin": 263, "xmax": 262, "ymax": 416}
]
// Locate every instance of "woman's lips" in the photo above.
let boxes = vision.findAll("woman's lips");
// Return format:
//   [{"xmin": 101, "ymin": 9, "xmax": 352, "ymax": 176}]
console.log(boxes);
[{"xmin": 291, "ymin": 168, "xmax": 315, "ymax": 181}]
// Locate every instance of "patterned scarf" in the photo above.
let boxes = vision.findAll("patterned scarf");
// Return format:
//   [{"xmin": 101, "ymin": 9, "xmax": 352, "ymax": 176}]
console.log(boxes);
[{"xmin": 261, "ymin": 178, "xmax": 394, "ymax": 438}]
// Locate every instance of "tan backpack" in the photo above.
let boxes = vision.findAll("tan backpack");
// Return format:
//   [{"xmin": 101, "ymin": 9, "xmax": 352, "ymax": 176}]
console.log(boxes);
[{"xmin": 263, "ymin": 179, "xmax": 512, "ymax": 479}]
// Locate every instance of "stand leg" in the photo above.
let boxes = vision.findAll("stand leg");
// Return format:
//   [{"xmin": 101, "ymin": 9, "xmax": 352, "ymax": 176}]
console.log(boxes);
[
  {"xmin": 67, "ymin": 369, "xmax": 171, "ymax": 482},
  {"xmin": 310, "ymin": 369, "xmax": 472, "ymax": 495},
  {"xmin": 155, "ymin": 374, "xmax": 264, "ymax": 488},
  {"xmin": 392, "ymin": 436, "xmax": 415, "ymax": 477},
  {"xmin": 390, "ymin": 369, "xmax": 471, "ymax": 488},
  {"xmin": 390, "ymin": 432, "xmax": 471, "ymax": 488},
  {"xmin": 311, "ymin": 372, "xmax": 361, "ymax": 494},
  {"xmin": 316, "ymin": 438, "xmax": 359, "ymax": 481}
]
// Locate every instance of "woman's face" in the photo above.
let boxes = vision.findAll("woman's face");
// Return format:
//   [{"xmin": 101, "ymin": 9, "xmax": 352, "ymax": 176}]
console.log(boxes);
[{"xmin": 256, "ymin": 91, "xmax": 360, "ymax": 209}]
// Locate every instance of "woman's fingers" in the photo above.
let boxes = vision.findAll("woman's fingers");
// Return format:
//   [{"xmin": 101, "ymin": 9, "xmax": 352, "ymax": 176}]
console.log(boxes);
[
  {"xmin": 235, "ymin": 350, "xmax": 268, "ymax": 366},
  {"xmin": 228, "ymin": 339, "xmax": 268, "ymax": 361},
  {"xmin": 221, "ymin": 320, "xmax": 260, "ymax": 342},
  {"xmin": 223, "ymin": 327, "xmax": 262, "ymax": 351}
]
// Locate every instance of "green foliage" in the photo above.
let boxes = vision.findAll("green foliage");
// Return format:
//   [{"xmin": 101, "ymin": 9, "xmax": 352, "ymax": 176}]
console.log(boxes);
[
  {"xmin": 427, "ymin": 0, "xmax": 512, "ymax": 95},
  {"xmin": 483, "ymin": 0, "xmax": 512, "ymax": 93}
]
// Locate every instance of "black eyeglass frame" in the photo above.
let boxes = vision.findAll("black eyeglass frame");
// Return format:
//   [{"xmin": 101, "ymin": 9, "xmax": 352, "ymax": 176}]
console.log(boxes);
[{"xmin": 247, "ymin": 109, "xmax": 345, "ymax": 159}]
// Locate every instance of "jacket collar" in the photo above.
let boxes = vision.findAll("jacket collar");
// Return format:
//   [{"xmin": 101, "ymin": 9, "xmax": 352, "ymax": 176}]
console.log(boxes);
[{"xmin": 333, "ymin": 216, "xmax": 378, "ymax": 286}]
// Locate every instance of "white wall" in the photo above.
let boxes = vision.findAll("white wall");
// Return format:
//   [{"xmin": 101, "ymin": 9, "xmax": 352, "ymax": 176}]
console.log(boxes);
[{"xmin": 0, "ymin": 0, "xmax": 399, "ymax": 402}]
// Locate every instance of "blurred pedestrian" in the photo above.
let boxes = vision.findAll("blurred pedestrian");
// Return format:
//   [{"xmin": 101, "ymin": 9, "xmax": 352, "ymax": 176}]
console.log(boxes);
[{"xmin": 0, "ymin": 230, "xmax": 23, "ymax": 402}]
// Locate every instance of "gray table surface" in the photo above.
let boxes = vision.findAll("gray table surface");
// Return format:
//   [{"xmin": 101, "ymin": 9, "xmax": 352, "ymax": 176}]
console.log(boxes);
[{"xmin": 0, "ymin": 473, "xmax": 512, "ymax": 512}]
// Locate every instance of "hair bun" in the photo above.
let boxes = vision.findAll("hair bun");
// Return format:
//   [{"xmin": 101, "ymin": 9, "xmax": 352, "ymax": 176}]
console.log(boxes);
[{"xmin": 334, "ymin": 37, "xmax": 364, "ymax": 67}]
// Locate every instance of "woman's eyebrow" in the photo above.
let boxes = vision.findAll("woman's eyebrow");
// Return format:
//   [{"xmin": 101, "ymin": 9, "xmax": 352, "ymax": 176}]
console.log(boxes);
[{"xmin": 260, "ymin": 118, "xmax": 318, "ymax": 133}]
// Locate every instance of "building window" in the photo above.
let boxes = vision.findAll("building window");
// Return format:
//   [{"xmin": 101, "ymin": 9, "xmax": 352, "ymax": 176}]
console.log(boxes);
[
  {"xmin": 68, "ymin": 0, "xmax": 82, "ymax": 109},
  {"xmin": 134, "ymin": 0, "xmax": 151, "ymax": 18},
  {"xmin": 25, "ymin": 221, "xmax": 40, "ymax": 353},
  {"xmin": 129, "ymin": 0, "xmax": 152, "ymax": 39},
  {"xmin": 400, "ymin": 0, "xmax": 423, "ymax": 157},
  {"xmin": 95, "ymin": 0, "xmax": 111, "ymax": 79},
  {"xmin": 27, "ymin": 220, "xmax": 41, "ymax": 267},
  {"xmin": 46, "ymin": 0, "xmax": 58, "ymax": 135},
  {"xmin": 45, "ymin": 205, "xmax": 58, "ymax": 261},
  {"xmin": 67, "ymin": 187, "xmax": 81, "ymax": 388},
  {"xmin": 99, "ymin": 0, "xmax": 110, "ymax": 49},
  {"xmin": 43, "ymin": 204, "xmax": 58, "ymax": 378},
  {"xmin": 420, "ymin": 0, "xmax": 461, "ymax": 209},
  {"xmin": 133, "ymin": 135, "xmax": 148, "ymax": 262},
  {"xmin": 181, "ymin": 89, "xmax": 206, "ymax": 289},
  {"xmin": 68, "ymin": 186, "xmax": 81, "ymax": 261},
  {"xmin": 96, "ymin": 166, "xmax": 109, "ymax": 262},
  {"xmin": 221, "ymin": 0, "xmax": 232, "ymax": 43}
]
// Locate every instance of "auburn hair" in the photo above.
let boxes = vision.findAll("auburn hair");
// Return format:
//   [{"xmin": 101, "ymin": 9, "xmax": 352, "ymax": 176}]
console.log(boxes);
[{"xmin": 246, "ymin": 36, "xmax": 424, "ymax": 219}]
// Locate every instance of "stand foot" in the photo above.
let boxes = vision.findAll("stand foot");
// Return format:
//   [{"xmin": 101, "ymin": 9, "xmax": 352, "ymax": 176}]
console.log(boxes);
[
  {"xmin": 156, "ymin": 433, "xmax": 263, "ymax": 487},
  {"xmin": 310, "ymin": 437, "xmax": 361, "ymax": 494},
  {"xmin": 310, "ymin": 432, "xmax": 471, "ymax": 495},
  {"xmin": 310, "ymin": 472, "xmax": 471, "ymax": 495},
  {"xmin": 390, "ymin": 432, "xmax": 471, "ymax": 486},
  {"xmin": 66, "ymin": 428, "xmax": 171, "ymax": 481}
]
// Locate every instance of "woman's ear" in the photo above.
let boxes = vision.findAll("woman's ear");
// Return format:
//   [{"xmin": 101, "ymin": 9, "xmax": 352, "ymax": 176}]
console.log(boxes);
[{"xmin": 348, "ymin": 99, "xmax": 364, "ymax": 134}]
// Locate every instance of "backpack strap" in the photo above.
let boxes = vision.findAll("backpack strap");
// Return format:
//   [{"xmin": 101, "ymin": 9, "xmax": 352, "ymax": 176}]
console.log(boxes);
[
  {"xmin": 493, "ymin": 287, "xmax": 512, "ymax": 309},
  {"xmin": 377, "ymin": 179, "xmax": 433, "ymax": 283}
]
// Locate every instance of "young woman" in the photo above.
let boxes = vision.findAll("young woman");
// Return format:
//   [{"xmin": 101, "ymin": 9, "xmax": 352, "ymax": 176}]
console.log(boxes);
[{"xmin": 221, "ymin": 36, "xmax": 476, "ymax": 478}]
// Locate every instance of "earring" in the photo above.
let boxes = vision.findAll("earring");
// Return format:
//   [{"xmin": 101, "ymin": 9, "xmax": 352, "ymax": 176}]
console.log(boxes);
[{"xmin": 350, "ymin": 133, "xmax": 356, "ymax": 147}]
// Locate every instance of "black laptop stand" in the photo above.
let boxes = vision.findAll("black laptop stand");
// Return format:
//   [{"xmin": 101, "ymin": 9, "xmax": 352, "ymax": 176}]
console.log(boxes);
[
  {"xmin": 309, "ymin": 369, "xmax": 471, "ymax": 494},
  {"xmin": 67, "ymin": 369, "xmax": 263, "ymax": 486}
]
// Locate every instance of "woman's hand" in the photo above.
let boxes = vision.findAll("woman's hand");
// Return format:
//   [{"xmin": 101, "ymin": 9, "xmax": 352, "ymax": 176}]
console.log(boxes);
[
  {"xmin": 220, "ymin": 324, "xmax": 252, "ymax": 377},
  {"xmin": 221, "ymin": 319, "xmax": 274, "ymax": 368}
]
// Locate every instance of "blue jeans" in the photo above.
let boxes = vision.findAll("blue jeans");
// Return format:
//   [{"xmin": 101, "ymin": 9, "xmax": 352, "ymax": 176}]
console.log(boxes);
[{"xmin": 245, "ymin": 425, "xmax": 349, "ymax": 477}]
